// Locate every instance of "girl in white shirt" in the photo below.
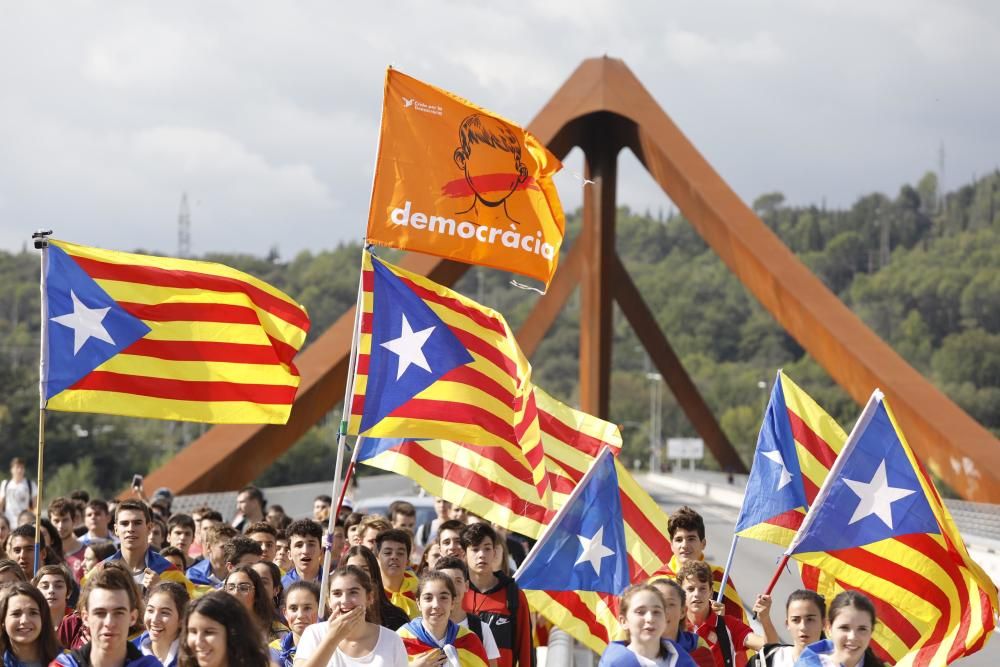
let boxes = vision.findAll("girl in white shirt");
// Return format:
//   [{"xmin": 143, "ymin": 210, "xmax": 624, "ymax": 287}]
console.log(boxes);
[
  {"xmin": 295, "ymin": 565, "xmax": 407, "ymax": 667},
  {"xmin": 752, "ymin": 590, "xmax": 826, "ymax": 667}
]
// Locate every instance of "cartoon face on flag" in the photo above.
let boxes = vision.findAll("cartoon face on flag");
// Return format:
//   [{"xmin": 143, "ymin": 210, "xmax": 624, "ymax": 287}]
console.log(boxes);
[{"xmin": 366, "ymin": 69, "xmax": 565, "ymax": 288}]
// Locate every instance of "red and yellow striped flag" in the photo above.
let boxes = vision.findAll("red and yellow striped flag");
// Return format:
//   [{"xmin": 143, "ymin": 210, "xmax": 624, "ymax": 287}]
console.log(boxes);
[
  {"xmin": 347, "ymin": 251, "xmax": 548, "ymax": 495},
  {"xmin": 743, "ymin": 372, "xmax": 996, "ymax": 666},
  {"xmin": 42, "ymin": 239, "xmax": 308, "ymax": 424},
  {"xmin": 357, "ymin": 385, "xmax": 673, "ymax": 653}
]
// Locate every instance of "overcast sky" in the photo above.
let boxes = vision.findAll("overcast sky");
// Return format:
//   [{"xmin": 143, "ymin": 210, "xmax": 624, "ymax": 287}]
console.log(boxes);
[{"xmin": 2, "ymin": 1, "xmax": 997, "ymax": 259}]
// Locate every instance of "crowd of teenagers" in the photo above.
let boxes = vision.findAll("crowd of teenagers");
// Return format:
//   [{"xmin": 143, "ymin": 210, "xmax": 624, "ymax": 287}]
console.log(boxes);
[{"xmin": 0, "ymin": 460, "xmax": 886, "ymax": 667}]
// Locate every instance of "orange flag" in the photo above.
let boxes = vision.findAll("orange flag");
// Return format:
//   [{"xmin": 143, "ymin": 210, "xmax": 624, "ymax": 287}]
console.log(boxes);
[{"xmin": 366, "ymin": 68, "xmax": 565, "ymax": 288}]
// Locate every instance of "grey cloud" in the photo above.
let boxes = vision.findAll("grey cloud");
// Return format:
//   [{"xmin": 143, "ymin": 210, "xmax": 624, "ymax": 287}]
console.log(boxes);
[{"xmin": 1, "ymin": 1, "xmax": 998, "ymax": 258}]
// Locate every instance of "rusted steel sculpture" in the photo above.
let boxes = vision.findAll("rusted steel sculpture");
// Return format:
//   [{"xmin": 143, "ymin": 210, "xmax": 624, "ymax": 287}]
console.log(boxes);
[{"xmin": 144, "ymin": 57, "xmax": 999, "ymax": 501}]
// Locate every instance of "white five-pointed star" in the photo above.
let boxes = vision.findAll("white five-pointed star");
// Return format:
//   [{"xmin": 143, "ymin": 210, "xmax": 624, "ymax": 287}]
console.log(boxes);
[
  {"xmin": 50, "ymin": 291, "xmax": 115, "ymax": 355},
  {"xmin": 843, "ymin": 460, "xmax": 916, "ymax": 529},
  {"xmin": 380, "ymin": 314, "xmax": 435, "ymax": 380},
  {"xmin": 575, "ymin": 526, "xmax": 616, "ymax": 576},
  {"xmin": 762, "ymin": 450, "xmax": 793, "ymax": 490}
]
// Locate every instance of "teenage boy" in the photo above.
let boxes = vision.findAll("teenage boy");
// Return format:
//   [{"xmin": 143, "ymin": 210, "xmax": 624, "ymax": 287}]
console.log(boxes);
[
  {"xmin": 246, "ymin": 520, "xmax": 279, "ymax": 562},
  {"xmin": 389, "ymin": 500, "xmax": 417, "ymax": 536},
  {"xmin": 417, "ymin": 497, "xmax": 452, "ymax": 547},
  {"xmin": 50, "ymin": 496, "xmax": 86, "ymax": 580},
  {"xmin": 436, "ymin": 556, "xmax": 501, "ymax": 667},
  {"xmin": 375, "ymin": 528, "xmax": 419, "ymax": 619},
  {"xmin": 80, "ymin": 499, "xmax": 117, "ymax": 547},
  {"xmin": 88, "ymin": 500, "xmax": 193, "ymax": 595},
  {"xmin": 359, "ymin": 516, "xmax": 391, "ymax": 553},
  {"xmin": 461, "ymin": 523, "xmax": 533, "ymax": 667},
  {"xmin": 677, "ymin": 561, "xmax": 777, "ymax": 667},
  {"xmin": 312, "ymin": 495, "xmax": 331, "ymax": 523},
  {"xmin": 275, "ymin": 529, "xmax": 292, "ymax": 572},
  {"xmin": 187, "ymin": 509, "xmax": 224, "ymax": 566},
  {"xmin": 436, "ymin": 519, "xmax": 466, "ymax": 560},
  {"xmin": 281, "ymin": 518, "xmax": 324, "ymax": 587},
  {"xmin": 54, "ymin": 565, "xmax": 161, "ymax": 667},
  {"xmin": 186, "ymin": 524, "xmax": 237, "ymax": 589},
  {"xmin": 166, "ymin": 513, "xmax": 196, "ymax": 558},
  {"xmin": 9, "ymin": 524, "xmax": 46, "ymax": 578},
  {"xmin": 665, "ymin": 506, "xmax": 747, "ymax": 622},
  {"xmin": 224, "ymin": 535, "xmax": 263, "ymax": 571},
  {"xmin": 233, "ymin": 484, "xmax": 266, "ymax": 533}
]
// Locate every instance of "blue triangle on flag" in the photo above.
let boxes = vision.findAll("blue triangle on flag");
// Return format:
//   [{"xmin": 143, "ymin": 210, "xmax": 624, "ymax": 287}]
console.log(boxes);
[
  {"xmin": 791, "ymin": 399, "xmax": 939, "ymax": 554},
  {"xmin": 44, "ymin": 245, "xmax": 151, "ymax": 399},
  {"xmin": 516, "ymin": 449, "xmax": 630, "ymax": 595},
  {"xmin": 735, "ymin": 374, "xmax": 808, "ymax": 533},
  {"xmin": 360, "ymin": 257, "xmax": 475, "ymax": 433},
  {"xmin": 355, "ymin": 437, "xmax": 408, "ymax": 462}
]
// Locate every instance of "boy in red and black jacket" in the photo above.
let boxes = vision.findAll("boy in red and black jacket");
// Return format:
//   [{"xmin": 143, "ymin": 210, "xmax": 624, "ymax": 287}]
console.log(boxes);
[{"xmin": 461, "ymin": 522, "xmax": 534, "ymax": 667}]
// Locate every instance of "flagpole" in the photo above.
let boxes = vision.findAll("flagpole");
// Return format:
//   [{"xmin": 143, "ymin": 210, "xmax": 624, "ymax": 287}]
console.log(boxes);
[
  {"xmin": 318, "ymin": 252, "xmax": 367, "ymax": 615},
  {"xmin": 513, "ymin": 445, "xmax": 613, "ymax": 583},
  {"xmin": 723, "ymin": 370, "xmax": 776, "ymax": 602},
  {"xmin": 33, "ymin": 230, "xmax": 52, "ymax": 575},
  {"xmin": 716, "ymin": 535, "xmax": 739, "ymax": 604},
  {"xmin": 763, "ymin": 389, "xmax": 883, "ymax": 596}
]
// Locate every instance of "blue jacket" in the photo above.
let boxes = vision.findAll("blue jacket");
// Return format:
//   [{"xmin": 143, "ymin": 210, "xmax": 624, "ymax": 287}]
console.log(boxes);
[
  {"xmin": 52, "ymin": 641, "xmax": 162, "ymax": 667},
  {"xmin": 280, "ymin": 567, "xmax": 322, "ymax": 589},
  {"xmin": 133, "ymin": 631, "xmax": 179, "ymax": 667},
  {"xmin": 674, "ymin": 631, "xmax": 701, "ymax": 656},
  {"xmin": 599, "ymin": 639, "xmax": 697, "ymax": 667},
  {"xmin": 185, "ymin": 557, "xmax": 222, "ymax": 587}
]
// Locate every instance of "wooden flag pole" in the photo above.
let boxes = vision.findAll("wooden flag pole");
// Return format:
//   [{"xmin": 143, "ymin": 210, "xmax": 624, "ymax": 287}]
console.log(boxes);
[{"xmin": 33, "ymin": 230, "xmax": 52, "ymax": 575}]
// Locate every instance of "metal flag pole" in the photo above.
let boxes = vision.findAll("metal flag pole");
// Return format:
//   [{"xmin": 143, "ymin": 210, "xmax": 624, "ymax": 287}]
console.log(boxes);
[
  {"xmin": 716, "ymin": 534, "xmax": 739, "ymax": 604},
  {"xmin": 318, "ymin": 252, "xmax": 367, "ymax": 615},
  {"xmin": 33, "ymin": 230, "xmax": 53, "ymax": 575}
]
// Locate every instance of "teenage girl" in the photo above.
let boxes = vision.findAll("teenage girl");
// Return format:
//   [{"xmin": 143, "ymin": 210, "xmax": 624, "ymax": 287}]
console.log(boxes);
[
  {"xmin": 794, "ymin": 591, "xmax": 885, "ymax": 667},
  {"xmin": 599, "ymin": 584, "xmax": 696, "ymax": 667},
  {"xmin": 295, "ymin": 565, "xmax": 408, "ymax": 667},
  {"xmin": 136, "ymin": 581, "xmax": 190, "ymax": 667},
  {"xmin": 397, "ymin": 571, "xmax": 489, "ymax": 667},
  {"xmin": 0, "ymin": 582, "xmax": 62, "ymax": 666}
]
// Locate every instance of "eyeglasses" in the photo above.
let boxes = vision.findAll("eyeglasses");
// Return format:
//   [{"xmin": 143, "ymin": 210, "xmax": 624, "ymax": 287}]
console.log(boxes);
[{"xmin": 225, "ymin": 583, "xmax": 254, "ymax": 594}]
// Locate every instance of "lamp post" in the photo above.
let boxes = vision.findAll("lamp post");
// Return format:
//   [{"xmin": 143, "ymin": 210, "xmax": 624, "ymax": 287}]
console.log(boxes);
[{"xmin": 647, "ymin": 372, "xmax": 663, "ymax": 472}]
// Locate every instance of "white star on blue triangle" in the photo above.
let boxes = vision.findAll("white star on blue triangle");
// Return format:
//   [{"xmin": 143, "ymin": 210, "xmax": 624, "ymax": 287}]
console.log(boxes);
[
  {"xmin": 515, "ymin": 449, "xmax": 630, "ymax": 595},
  {"xmin": 790, "ymin": 399, "xmax": 939, "ymax": 555},
  {"xmin": 43, "ymin": 245, "xmax": 150, "ymax": 399},
  {"xmin": 360, "ymin": 255, "xmax": 474, "ymax": 433},
  {"xmin": 735, "ymin": 375, "xmax": 808, "ymax": 534}
]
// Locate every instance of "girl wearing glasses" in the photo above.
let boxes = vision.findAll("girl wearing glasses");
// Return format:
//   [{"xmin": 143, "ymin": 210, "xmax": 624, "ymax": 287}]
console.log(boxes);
[{"xmin": 223, "ymin": 565, "xmax": 285, "ymax": 643}]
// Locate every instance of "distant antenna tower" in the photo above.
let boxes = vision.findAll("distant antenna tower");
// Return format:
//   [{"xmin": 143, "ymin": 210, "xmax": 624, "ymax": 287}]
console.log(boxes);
[
  {"xmin": 178, "ymin": 193, "xmax": 191, "ymax": 258},
  {"xmin": 937, "ymin": 141, "xmax": 946, "ymax": 214}
]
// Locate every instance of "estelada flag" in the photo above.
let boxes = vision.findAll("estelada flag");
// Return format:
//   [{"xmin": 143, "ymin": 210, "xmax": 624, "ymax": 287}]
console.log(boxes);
[
  {"xmin": 366, "ymin": 68, "xmax": 565, "ymax": 288},
  {"xmin": 42, "ymin": 239, "xmax": 309, "ymax": 424}
]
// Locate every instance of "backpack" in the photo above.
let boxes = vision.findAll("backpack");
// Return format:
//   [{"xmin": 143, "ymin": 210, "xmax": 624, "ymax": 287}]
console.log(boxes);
[{"xmin": 466, "ymin": 613, "xmax": 484, "ymax": 642}]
